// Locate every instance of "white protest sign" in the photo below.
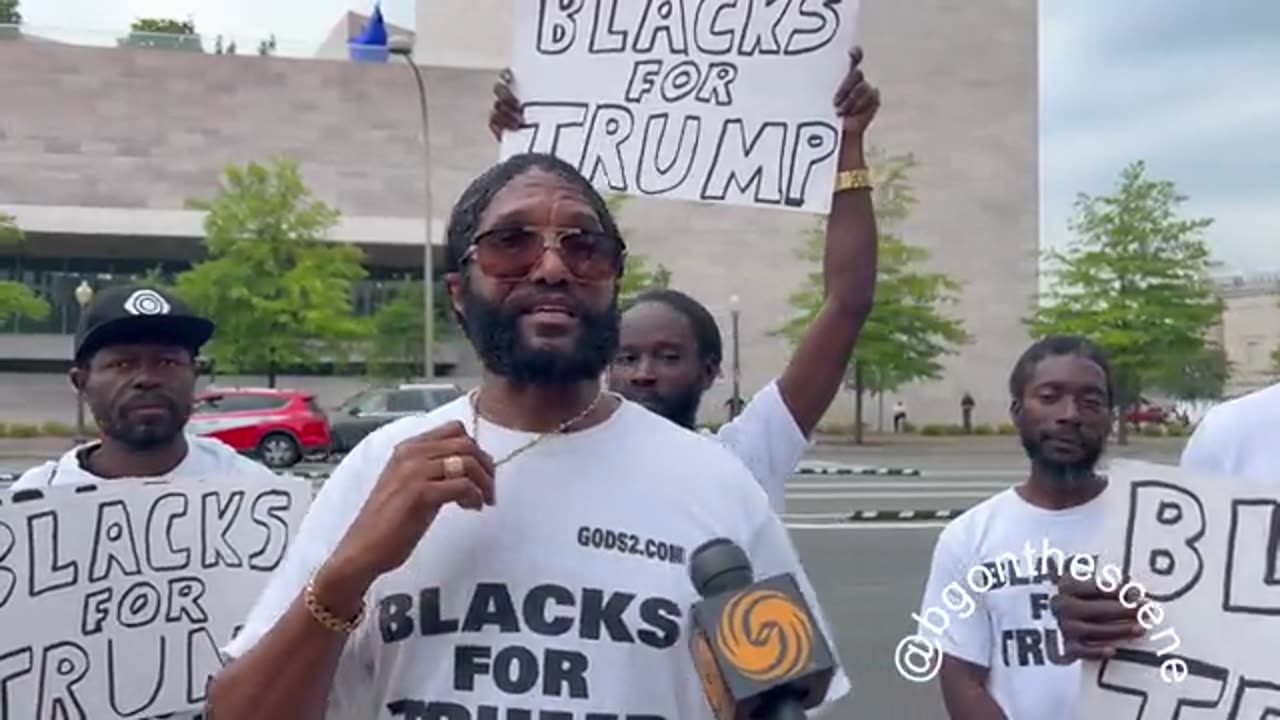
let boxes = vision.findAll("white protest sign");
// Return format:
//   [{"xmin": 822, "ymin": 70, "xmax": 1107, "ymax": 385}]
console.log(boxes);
[
  {"xmin": 0, "ymin": 477, "xmax": 311, "ymax": 719},
  {"xmin": 500, "ymin": 0, "xmax": 860, "ymax": 214},
  {"xmin": 1074, "ymin": 460, "xmax": 1279, "ymax": 719}
]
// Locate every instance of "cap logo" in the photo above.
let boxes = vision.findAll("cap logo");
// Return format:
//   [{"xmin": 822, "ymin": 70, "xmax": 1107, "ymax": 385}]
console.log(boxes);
[{"xmin": 123, "ymin": 289, "xmax": 171, "ymax": 316}]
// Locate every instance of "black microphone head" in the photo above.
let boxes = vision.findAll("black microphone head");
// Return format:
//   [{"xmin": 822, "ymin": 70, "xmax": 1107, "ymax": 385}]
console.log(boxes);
[{"xmin": 689, "ymin": 537, "xmax": 754, "ymax": 598}]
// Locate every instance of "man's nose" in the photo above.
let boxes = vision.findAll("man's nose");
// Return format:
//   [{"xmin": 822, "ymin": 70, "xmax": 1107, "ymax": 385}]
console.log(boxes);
[
  {"xmin": 1055, "ymin": 397, "xmax": 1082, "ymax": 422},
  {"xmin": 631, "ymin": 357, "xmax": 658, "ymax": 385},
  {"xmin": 527, "ymin": 242, "xmax": 573, "ymax": 285}
]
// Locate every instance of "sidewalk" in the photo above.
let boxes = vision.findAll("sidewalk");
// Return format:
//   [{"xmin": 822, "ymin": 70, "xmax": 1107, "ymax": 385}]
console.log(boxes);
[{"xmin": 0, "ymin": 436, "xmax": 76, "ymax": 458}]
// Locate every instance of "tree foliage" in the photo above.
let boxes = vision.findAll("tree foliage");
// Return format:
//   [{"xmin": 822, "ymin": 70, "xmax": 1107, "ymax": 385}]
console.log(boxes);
[
  {"xmin": 1027, "ymin": 160, "xmax": 1223, "ymax": 439},
  {"xmin": 366, "ymin": 280, "xmax": 457, "ymax": 379},
  {"xmin": 0, "ymin": 213, "xmax": 49, "ymax": 328},
  {"xmin": 122, "ymin": 17, "xmax": 202, "ymax": 52},
  {"xmin": 1154, "ymin": 345, "xmax": 1229, "ymax": 402},
  {"xmin": 0, "ymin": 0, "xmax": 20, "ymax": 25},
  {"xmin": 776, "ymin": 150, "xmax": 970, "ymax": 399},
  {"xmin": 606, "ymin": 194, "xmax": 672, "ymax": 306},
  {"xmin": 1272, "ymin": 344, "xmax": 1280, "ymax": 379},
  {"xmin": 174, "ymin": 157, "xmax": 369, "ymax": 385}
]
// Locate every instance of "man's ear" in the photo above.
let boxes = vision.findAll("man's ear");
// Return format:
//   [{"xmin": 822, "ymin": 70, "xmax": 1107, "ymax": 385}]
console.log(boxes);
[
  {"xmin": 445, "ymin": 272, "xmax": 465, "ymax": 316},
  {"xmin": 700, "ymin": 361, "xmax": 720, "ymax": 392},
  {"xmin": 69, "ymin": 365, "xmax": 86, "ymax": 393}
]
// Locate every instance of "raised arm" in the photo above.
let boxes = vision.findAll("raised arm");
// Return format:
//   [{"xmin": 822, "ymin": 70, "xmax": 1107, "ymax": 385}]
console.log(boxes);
[{"xmin": 775, "ymin": 47, "xmax": 880, "ymax": 436}]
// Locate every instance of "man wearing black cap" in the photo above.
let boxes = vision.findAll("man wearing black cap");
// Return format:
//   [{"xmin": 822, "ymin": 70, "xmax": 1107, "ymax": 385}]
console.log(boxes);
[{"xmin": 11, "ymin": 285, "xmax": 277, "ymax": 489}]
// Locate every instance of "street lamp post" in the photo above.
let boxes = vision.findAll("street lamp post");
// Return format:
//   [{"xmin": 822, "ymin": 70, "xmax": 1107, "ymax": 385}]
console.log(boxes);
[
  {"xmin": 389, "ymin": 36, "xmax": 436, "ymax": 380},
  {"xmin": 729, "ymin": 294, "xmax": 742, "ymax": 420},
  {"xmin": 73, "ymin": 280, "xmax": 94, "ymax": 442}
]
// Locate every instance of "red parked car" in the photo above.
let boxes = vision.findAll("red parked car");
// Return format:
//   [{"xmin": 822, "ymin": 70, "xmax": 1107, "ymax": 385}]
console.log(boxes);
[{"xmin": 187, "ymin": 387, "xmax": 331, "ymax": 469}]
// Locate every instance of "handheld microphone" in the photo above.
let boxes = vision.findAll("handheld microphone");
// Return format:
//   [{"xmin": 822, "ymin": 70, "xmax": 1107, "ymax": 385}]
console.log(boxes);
[{"xmin": 687, "ymin": 538, "xmax": 836, "ymax": 720}]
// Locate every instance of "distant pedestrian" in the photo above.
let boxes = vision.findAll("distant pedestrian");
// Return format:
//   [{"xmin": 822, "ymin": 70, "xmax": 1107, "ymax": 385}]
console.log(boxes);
[
  {"xmin": 961, "ymin": 392, "xmax": 976, "ymax": 433},
  {"xmin": 893, "ymin": 399, "xmax": 908, "ymax": 432}
]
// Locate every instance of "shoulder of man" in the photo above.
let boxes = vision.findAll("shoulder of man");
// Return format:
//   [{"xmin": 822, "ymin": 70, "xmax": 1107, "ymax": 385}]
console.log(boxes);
[
  {"xmin": 8, "ymin": 459, "xmax": 60, "ymax": 491},
  {"xmin": 935, "ymin": 487, "xmax": 1020, "ymax": 547}
]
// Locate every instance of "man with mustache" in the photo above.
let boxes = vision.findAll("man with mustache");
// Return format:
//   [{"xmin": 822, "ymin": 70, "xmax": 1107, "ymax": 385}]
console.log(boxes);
[
  {"xmin": 207, "ymin": 152, "xmax": 849, "ymax": 719},
  {"xmin": 11, "ymin": 285, "xmax": 277, "ymax": 491},
  {"xmin": 914, "ymin": 336, "xmax": 1114, "ymax": 720},
  {"xmin": 487, "ymin": 48, "xmax": 881, "ymax": 513}
]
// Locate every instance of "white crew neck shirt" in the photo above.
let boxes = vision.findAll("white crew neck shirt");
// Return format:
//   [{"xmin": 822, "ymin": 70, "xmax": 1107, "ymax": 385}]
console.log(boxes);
[
  {"xmin": 1180, "ymin": 381, "xmax": 1280, "ymax": 480},
  {"xmin": 713, "ymin": 379, "xmax": 810, "ymax": 514},
  {"xmin": 917, "ymin": 487, "xmax": 1106, "ymax": 720},
  {"xmin": 225, "ymin": 396, "xmax": 849, "ymax": 719}
]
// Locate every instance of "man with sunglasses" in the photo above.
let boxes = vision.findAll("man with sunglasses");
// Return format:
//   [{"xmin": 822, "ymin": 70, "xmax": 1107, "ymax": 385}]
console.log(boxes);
[
  {"xmin": 209, "ymin": 153, "xmax": 850, "ymax": 719},
  {"xmin": 487, "ymin": 48, "xmax": 880, "ymax": 513}
]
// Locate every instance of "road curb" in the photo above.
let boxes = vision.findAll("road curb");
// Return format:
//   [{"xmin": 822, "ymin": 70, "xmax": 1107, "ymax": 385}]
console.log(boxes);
[
  {"xmin": 846, "ymin": 508, "xmax": 965, "ymax": 522},
  {"xmin": 796, "ymin": 465, "xmax": 923, "ymax": 477}
]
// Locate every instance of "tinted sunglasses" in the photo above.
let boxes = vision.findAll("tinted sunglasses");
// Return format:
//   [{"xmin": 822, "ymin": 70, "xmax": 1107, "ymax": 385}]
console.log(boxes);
[{"xmin": 462, "ymin": 226, "xmax": 627, "ymax": 282}]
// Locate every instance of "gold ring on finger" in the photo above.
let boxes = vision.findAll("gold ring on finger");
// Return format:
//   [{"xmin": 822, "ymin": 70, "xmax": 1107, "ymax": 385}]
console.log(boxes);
[{"xmin": 443, "ymin": 455, "xmax": 465, "ymax": 478}]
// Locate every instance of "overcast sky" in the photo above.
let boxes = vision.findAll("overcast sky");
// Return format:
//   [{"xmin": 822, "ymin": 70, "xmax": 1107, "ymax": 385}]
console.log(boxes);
[{"xmin": 18, "ymin": 0, "xmax": 1280, "ymax": 274}]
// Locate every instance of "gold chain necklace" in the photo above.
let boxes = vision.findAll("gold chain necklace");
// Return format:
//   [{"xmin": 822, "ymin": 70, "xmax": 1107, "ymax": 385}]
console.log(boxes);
[{"xmin": 469, "ymin": 388, "xmax": 607, "ymax": 468}]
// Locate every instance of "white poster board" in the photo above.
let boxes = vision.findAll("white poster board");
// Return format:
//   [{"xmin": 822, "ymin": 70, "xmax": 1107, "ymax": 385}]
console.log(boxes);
[
  {"xmin": 0, "ymin": 477, "xmax": 311, "ymax": 719},
  {"xmin": 500, "ymin": 0, "xmax": 860, "ymax": 214},
  {"xmin": 1074, "ymin": 460, "xmax": 1279, "ymax": 719}
]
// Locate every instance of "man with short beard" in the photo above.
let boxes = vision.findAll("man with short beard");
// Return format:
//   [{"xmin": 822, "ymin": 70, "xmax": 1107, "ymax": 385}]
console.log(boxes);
[
  {"xmin": 914, "ymin": 336, "xmax": 1114, "ymax": 720},
  {"xmin": 208, "ymin": 152, "xmax": 849, "ymax": 719},
  {"xmin": 11, "ymin": 285, "xmax": 277, "ymax": 491}
]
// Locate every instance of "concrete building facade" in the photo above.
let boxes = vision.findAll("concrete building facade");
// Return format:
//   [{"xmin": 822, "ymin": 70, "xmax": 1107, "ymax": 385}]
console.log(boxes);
[
  {"xmin": 1215, "ymin": 274, "xmax": 1280, "ymax": 395},
  {"xmin": 1, "ymin": 0, "xmax": 1038, "ymax": 427}
]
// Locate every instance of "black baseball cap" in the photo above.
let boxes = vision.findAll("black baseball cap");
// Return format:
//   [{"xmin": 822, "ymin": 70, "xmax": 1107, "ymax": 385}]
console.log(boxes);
[{"xmin": 74, "ymin": 285, "xmax": 216, "ymax": 363}]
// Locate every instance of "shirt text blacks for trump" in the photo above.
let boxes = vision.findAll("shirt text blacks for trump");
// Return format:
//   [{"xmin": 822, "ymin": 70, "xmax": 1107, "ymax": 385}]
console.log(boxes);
[
  {"xmin": 515, "ymin": 0, "xmax": 849, "ymax": 209},
  {"xmin": 379, "ymin": 581, "xmax": 685, "ymax": 719}
]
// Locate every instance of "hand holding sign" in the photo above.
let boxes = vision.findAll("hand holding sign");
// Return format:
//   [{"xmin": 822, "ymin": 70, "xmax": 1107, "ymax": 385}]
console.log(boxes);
[
  {"xmin": 326, "ymin": 421, "xmax": 496, "ymax": 592},
  {"xmin": 1052, "ymin": 575, "xmax": 1145, "ymax": 660}
]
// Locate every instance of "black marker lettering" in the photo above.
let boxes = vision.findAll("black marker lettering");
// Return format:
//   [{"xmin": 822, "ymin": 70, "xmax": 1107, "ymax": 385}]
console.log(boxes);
[
  {"xmin": 518, "ymin": 102, "xmax": 590, "ymax": 156},
  {"xmin": 786, "ymin": 121, "xmax": 838, "ymax": 206},
  {"xmin": 634, "ymin": 0, "xmax": 690, "ymax": 54},
  {"xmin": 538, "ymin": 0, "xmax": 586, "ymax": 55},
  {"xmin": 578, "ymin": 104, "xmax": 635, "ymax": 192},
  {"xmin": 187, "ymin": 626, "xmax": 225, "ymax": 705},
  {"xmin": 1223, "ymin": 499, "xmax": 1280, "ymax": 614},
  {"xmin": 89, "ymin": 499, "xmax": 144, "ymax": 582},
  {"xmin": 0, "ymin": 521, "xmax": 15, "ymax": 608},
  {"xmin": 693, "ymin": 0, "xmax": 743, "ymax": 55},
  {"xmin": 146, "ymin": 492, "xmax": 191, "ymax": 571},
  {"xmin": 248, "ymin": 489, "xmax": 292, "ymax": 571},
  {"xmin": 107, "ymin": 635, "xmax": 165, "ymax": 716},
  {"xmin": 694, "ymin": 62, "xmax": 738, "ymax": 106},
  {"xmin": 1228, "ymin": 679, "xmax": 1280, "ymax": 719},
  {"xmin": 738, "ymin": 0, "xmax": 791, "ymax": 55},
  {"xmin": 701, "ymin": 119, "xmax": 787, "ymax": 204},
  {"xmin": 200, "ymin": 490, "xmax": 245, "ymax": 569},
  {"xmin": 659, "ymin": 60, "xmax": 703, "ymax": 103},
  {"xmin": 28, "ymin": 510, "xmax": 78, "ymax": 598},
  {"xmin": 624, "ymin": 60, "xmax": 664, "ymax": 102},
  {"xmin": 637, "ymin": 114, "xmax": 701, "ymax": 194},
  {"xmin": 166, "ymin": 576, "xmax": 210, "ymax": 623},
  {"xmin": 1122, "ymin": 481, "xmax": 1205, "ymax": 602},
  {"xmin": 37, "ymin": 642, "xmax": 90, "ymax": 720},
  {"xmin": 0, "ymin": 647, "xmax": 34, "ymax": 718},
  {"xmin": 589, "ymin": 0, "xmax": 628, "ymax": 53},
  {"xmin": 784, "ymin": 0, "xmax": 841, "ymax": 55},
  {"xmin": 119, "ymin": 580, "xmax": 163, "ymax": 628},
  {"xmin": 1095, "ymin": 649, "xmax": 1228, "ymax": 718}
]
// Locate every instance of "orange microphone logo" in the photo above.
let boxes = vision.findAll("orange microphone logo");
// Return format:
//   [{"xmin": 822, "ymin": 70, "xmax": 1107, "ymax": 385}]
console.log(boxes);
[{"xmin": 714, "ymin": 588, "xmax": 814, "ymax": 682}]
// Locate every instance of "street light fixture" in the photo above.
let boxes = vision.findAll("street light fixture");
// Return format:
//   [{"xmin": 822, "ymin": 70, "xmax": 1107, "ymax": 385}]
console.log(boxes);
[
  {"xmin": 729, "ymin": 294, "xmax": 742, "ymax": 420},
  {"xmin": 388, "ymin": 35, "xmax": 436, "ymax": 381},
  {"xmin": 73, "ymin": 280, "xmax": 94, "ymax": 442}
]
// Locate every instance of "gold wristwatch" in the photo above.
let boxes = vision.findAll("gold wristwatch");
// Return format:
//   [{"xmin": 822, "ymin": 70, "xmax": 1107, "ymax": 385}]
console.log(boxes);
[{"xmin": 834, "ymin": 168, "xmax": 873, "ymax": 192}]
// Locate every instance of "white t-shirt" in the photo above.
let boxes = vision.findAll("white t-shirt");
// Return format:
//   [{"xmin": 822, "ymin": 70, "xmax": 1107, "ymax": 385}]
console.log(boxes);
[
  {"xmin": 713, "ymin": 379, "xmax": 810, "ymax": 513},
  {"xmin": 1180, "ymin": 382, "xmax": 1280, "ymax": 480},
  {"xmin": 917, "ymin": 487, "xmax": 1106, "ymax": 720},
  {"xmin": 224, "ymin": 396, "xmax": 849, "ymax": 719},
  {"xmin": 9, "ymin": 434, "xmax": 280, "ymax": 489}
]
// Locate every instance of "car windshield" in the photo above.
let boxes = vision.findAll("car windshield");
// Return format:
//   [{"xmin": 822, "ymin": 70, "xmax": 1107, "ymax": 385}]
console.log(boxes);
[{"xmin": 192, "ymin": 396, "xmax": 225, "ymax": 414}]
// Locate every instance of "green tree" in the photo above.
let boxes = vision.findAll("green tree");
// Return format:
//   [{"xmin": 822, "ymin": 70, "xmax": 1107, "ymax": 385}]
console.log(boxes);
[
  {"xmin": 775, "ymin": 150, "xmax": 970, "ymax": 444},
  {"xmin": 1028, "ymin": 160, "xmax": 1222, "ymax": 444},
  {"xmin": 1271, "ymin": 344, "xmax": 1280, "ymax": 378},
  {"xmin": 0, "ymin": 213, "xmax": 50, "ymax": 328},
  {"xmin": 366, "ymin": 280, "xmax": 457, "ymax": 380},
  {"xmin": 605, "ymin": 194, "xmax": 672, "ymax": 306},
  {"xmin": 121, "ymin": 17, "xmax": 203, "ymax": 52},
  {"xmin": 0, "ymin": 0, "xmax": 20, "ymax": 25},
  {"xmin": 174, "ymin": 157, "xmax": 369, "ymax": 386},
  {"xmin": 1153, "ymin": 345, "xmax": 1229, "ymax": 403}
]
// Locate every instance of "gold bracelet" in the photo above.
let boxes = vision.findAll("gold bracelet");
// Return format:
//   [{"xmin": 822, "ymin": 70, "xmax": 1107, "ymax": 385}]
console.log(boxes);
[
  {"xmin": 834, "ymin": 168, "xmax": 873, "ymax": 193},
  {"xmin": 304, "ymin": 577, "xmax": 365, "ymax": 634}
]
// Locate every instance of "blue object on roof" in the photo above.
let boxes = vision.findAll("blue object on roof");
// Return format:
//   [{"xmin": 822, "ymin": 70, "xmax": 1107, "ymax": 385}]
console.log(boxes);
[{"xmin": 349, "ymin": 3, "xmax": 389, "ymax": 63}]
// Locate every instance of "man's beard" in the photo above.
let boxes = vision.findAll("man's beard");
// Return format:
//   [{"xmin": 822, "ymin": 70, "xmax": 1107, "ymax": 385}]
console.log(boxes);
[
  {"xmin": 95, "ymin": 395, "xmax": 189, "ymax": 451},
  {"xmin": 1019, "ymin": 429, "xmax": 1105, "ymax": 484},
  {"xmin": 461, "ymin": 284, "xmax": 620, "ymax": 385},
  {"xmin": 626, "ymin": 384, "xmax": 703, "ymax": 429}
]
